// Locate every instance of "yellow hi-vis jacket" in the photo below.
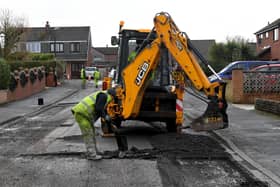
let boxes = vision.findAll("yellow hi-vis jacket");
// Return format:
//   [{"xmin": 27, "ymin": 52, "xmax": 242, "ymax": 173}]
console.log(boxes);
[
  {"xmin": 71, "ymin": 91, "xmax": 112, "ymax": 120},
  {"xmin": 128, "ymin": 51, "xmax": 137, "ymax": 62},
  {"xmin": 80, "ymin": 68, "xmax": 86, "ymax": 79},
  {"xmin": 94, "ymin": 71, "xmax": 100, "ymax": 80}
]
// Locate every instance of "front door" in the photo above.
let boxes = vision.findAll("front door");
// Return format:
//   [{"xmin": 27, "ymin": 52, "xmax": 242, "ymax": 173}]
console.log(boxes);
[{"xmin": 71, "ymin": 62, "xmax": 85, "ymax": 79}]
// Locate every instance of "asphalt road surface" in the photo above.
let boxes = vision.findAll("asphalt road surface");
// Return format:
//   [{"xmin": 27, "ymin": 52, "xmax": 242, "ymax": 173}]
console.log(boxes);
[{"xmin": 0, "ymin": 81, "xmax": 269, "ymax": 187}]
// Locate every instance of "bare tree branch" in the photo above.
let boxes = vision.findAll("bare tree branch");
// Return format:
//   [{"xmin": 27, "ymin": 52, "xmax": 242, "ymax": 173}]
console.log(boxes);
[{"xmin": 0, "ymin": 9, "xmax": 27, "ymax": 58}]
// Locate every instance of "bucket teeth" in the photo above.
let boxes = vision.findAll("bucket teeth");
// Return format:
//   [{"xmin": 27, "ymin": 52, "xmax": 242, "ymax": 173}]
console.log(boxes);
[
  {"xmin": 190, "ymin": 99, "xmax": 228, "ymax": 131},
  {"xmin": 190, "ymin": 116, "xmax": 225, "ymax": 131}
]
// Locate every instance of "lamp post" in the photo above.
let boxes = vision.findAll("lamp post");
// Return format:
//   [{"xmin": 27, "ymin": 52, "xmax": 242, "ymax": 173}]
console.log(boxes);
[
  {"xmin": 0, "ymin": 33, "xmax": 5, "ymax": 58},
  {"xmin": 52, "ymin": 27, "xmax": 59, "ymax": 86}
]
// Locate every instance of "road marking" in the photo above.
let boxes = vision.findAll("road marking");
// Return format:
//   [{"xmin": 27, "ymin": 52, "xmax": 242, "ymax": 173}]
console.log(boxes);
[
  {"xmin": 232, "ymin": 104, "xmax": 255, "ymax": 110},
  {"xmin": 3, "ymin": 127, "xmax": 19, "ymax": 131}
]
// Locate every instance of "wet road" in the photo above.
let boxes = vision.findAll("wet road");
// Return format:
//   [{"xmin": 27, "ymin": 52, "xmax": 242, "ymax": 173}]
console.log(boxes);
[
  {"xmin": 0, "ymin": 105, "xmax": 266, "ymax": 186},
  {"xmin": 0, "ymin": 81, "xmax": 270, "ymax": 187}
]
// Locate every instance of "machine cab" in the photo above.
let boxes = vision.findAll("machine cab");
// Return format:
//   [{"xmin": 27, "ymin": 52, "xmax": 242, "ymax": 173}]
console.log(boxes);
[{"xmin": 111, "ymin": 29, "xmax": 174, "ymax": 87}]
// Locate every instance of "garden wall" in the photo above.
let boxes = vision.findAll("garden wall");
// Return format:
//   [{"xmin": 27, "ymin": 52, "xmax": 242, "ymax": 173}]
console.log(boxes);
[
  {"xmin": 0, "ymin": 67, "xmax": 47, "ymax": 104},
  {"xmin": 230, "ymin": 69, "xmax": 280, "ymax": 104},
  {"xmin": 255, "ymin": 98, "xmax": 280, "ymax": 115}
]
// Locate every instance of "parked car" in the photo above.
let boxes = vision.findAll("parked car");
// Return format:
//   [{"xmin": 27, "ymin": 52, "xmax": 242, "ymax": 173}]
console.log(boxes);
[
  {"xmin": 85, "ymin": 66, "xmax": 97, "ymax": 79},
  {"xmin": 251, "ymin": 63, "xmax": 280, "ymax": 80},
  {"xmin": 251, "ymin": 63, "xmax": 280, "ymax": 71},
  {"xmin": 208, "ymin": 61, "xmax": 280, "ymax": 82}
]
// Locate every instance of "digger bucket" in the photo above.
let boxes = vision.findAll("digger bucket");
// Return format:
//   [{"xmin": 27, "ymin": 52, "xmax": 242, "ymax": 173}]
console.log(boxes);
[{"xmin": 190, "ymin": 99, "xmax": 228, "ymax": 131}]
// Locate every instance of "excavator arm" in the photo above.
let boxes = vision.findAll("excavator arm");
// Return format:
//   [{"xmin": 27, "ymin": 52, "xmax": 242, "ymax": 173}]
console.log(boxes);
[
  {"xmin": 121, "ymin": 37, "xmax": 161, "ymax": 119},
  {"xmin": 153, "ymin": 13, "xmax": 228, "ymax": 130},
  {"xmin": 113, "ymin": 12, "xmax": 228, "ymax": 131}
]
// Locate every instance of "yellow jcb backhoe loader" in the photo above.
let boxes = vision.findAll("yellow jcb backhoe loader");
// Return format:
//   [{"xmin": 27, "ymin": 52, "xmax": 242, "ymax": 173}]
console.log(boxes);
[{"xmin": 104, "ymin": 12, "xmax": 228, "ymax": 133}]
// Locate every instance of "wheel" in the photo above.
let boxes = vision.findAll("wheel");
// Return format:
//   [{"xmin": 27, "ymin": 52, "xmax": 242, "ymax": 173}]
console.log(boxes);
[{"xmin": 166, "ymin": 119, "xmax": 177, "ymax": 132}]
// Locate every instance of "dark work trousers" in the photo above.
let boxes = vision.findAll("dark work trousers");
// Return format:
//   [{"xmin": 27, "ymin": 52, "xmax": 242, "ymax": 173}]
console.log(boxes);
[{"xmin": 112, "ymin": 126, "xmax": 128, "ymax": 151}]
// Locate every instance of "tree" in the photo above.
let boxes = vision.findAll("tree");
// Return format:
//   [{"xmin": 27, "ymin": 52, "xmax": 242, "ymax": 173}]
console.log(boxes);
[
  {"xmin": 0, "ymin": 9, "xmax": 26, "ymax": 58},
  {"xmin": 0, "ymin": 43, "xmax": 2, "ymax": 57},
  {"xmin": 208, "ymin": 36, "xmax": 256, "ymax": 74}
]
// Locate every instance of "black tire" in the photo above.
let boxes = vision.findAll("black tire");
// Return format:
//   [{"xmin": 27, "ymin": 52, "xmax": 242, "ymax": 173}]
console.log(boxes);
[{"xmin": 166, "ymin": 119, "xmax": 177, "ymax": 132}]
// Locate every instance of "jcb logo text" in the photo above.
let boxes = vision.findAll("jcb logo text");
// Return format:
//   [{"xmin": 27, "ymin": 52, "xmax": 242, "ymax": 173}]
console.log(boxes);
[{"xmin": 135, "ymin": 62, "xmax": 149, "ymax": 86}]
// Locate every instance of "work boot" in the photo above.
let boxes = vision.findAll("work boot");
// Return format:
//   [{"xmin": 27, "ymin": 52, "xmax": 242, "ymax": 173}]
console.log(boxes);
[
  {"xmin": 87, "ymin": 153, "xmax": 102, "ymax": 161},
  {"xmin": 115, "ymin": 135, "xmax": 128, "ymax": 151},
  {"xmin": 86, "ymin": 148, "xmax": 102, "ymax": 160},
  {"xmin": 118, "ymin": 151, "xmax": 127, "ymax": 159},
  {"xmin": 85, "ymin": 143, "xmax": 102, "ymax": 160}
]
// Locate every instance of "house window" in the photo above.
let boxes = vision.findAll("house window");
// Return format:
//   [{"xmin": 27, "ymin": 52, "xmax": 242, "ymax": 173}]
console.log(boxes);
[
  {"xmin": 50, "ymin": 43, "xmax": 64, "ymax": 53},
  {"xmin": 26, "ymin": 42, "xmax": 41, "ymax": 53},
  {"xmin": 274, "ymin": 28, "xmax": 279, "ymax": 41},
  {"xmin": 72, "ymin": 63, "xmax": 83, "ymax": 72},
  {"xmin": 259, "ymin": 34, "xmax": 263, "ymax": 39},
  {"xmin": 265, "ymin": 32, "xmax": 269, "ymax": 38},
  {"xmin": 70, "ymin": 43, "xmax": 80, "ymax": 53}
]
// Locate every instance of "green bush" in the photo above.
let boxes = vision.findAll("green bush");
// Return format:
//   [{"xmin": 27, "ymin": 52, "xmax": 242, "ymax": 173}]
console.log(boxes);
[
  {"xmin": 43, "ymin": 61, "xmax": 56, "ymax": 73},
  {"xmin": 7, "ymin": 52, "xmax": 54, "ymax": 61},
  {"xmin": 8, "ymin": 60, "xmax": 56, "ymax": 73},
  {"xmin": 6, "ymin": 52, "xmax": 29, "ymax": 61},
  {"xmin": 0, "ymin": 58, "xmax": 11, "ymax": 90},
  {"xmin": 30, "ymin": 53, "xmax": 54, "ymax": 61},
  {"xmin": 56, "ymin": 61, "xmax": 66, "ymax": 81},
  {"xmin": 7, "ymin": 52, "xmax": 56, "ymax": 73}
]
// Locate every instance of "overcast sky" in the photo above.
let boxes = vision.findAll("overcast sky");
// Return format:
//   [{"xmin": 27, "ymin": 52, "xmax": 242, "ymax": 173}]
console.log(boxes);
[{"xmin": 2, "ymin": 0, "xmax": 279, "ymax": 47}]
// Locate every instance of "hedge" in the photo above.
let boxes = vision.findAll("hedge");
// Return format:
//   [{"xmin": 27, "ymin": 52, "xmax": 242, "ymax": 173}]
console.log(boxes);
[
  {"xmin": 7, "ymin": 52, "xmax": 54, "ymax": 61},
  {"xmin": 6, "ymin": 52, "xmax": 56, "ymax": 73},
  {"xmin": 8, "ymin": 60, "xmax": 56, "ymax": 73},
  {"xmin": 0, "ymin": 58, "xmax": 11, "ymax": 90}
]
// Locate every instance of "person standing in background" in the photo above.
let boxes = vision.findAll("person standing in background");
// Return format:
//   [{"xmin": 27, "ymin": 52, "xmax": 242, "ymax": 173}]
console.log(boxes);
[
  {"xmin": 94, "ymin": 69, "xmax": 100, "ymax": 88},
  {"xmin": 80, "ymin": 66, "xmax": 86, "ymax": 89}
]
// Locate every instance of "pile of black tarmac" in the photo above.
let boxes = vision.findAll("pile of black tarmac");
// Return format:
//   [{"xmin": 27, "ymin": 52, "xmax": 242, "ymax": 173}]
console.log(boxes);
[{"xmin": 103, "ymin": 133, "xmax": 268, "ymax": 187}]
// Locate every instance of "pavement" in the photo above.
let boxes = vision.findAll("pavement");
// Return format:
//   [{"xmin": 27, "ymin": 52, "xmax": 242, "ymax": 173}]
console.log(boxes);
[
  {"xmin": 214, "ymin": 104, "xmax": 280, "ymax": 186},
  {"xmin": 183, "ymin": 93, "xmax": 280, "ymax": 186},
  {"xmin": 0, "ymin": 80, "xmax": 77, "ymax": 125},
  {"xmin": 1, "ymin": 79, "xmax": 280, "ymax": 186}
]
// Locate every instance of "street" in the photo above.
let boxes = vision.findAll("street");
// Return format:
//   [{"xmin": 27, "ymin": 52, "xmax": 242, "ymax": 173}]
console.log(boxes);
[{"xmin": 0, "ymin": 80, "xmax": 278, "ymax": 187}]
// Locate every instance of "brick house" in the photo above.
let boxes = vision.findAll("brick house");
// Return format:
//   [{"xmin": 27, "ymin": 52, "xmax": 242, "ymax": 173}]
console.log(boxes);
[
  {"xmin": 92, "ymin": 47, "xmax": 118, "ymax": 67},
  {"xmin": 91, "ymin": 47, "xmax": 118, "ymax": 77},
  {"xmin": 191, "ymin": 40, "xmax": 215, "ymax": 61},
  {"xmin": 90, "ymin": 40, "xmax": 214, "ymax": 77},
  {"xmin": 91, "ymin": 40, "xmax": 213, "ymax": 68},
  {"xmin": 16, "ymin": 22, "xmax": 93, "ymax": 79},
  {"xmin": 255, "ymin": 18, "xmax": 280, "ymax": 60}
]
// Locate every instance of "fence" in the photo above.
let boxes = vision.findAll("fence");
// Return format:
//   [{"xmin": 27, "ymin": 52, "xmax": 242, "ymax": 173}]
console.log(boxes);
[{"xmin": 230, "ymin": 69, "xmax": 280, "ymax": 104}]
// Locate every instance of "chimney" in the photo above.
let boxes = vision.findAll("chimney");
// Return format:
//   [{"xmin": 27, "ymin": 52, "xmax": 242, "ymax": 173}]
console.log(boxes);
[{"xmin": 45, "ymin": 21, "xmax": 50, "ymax": 31}]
